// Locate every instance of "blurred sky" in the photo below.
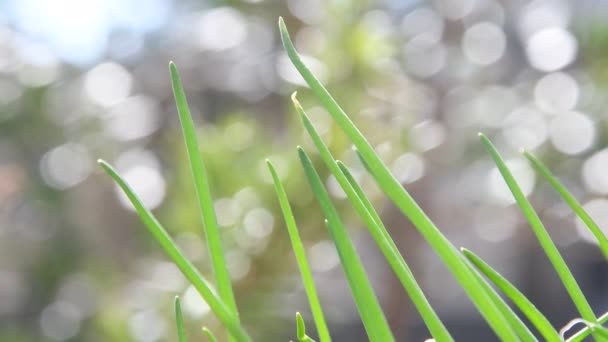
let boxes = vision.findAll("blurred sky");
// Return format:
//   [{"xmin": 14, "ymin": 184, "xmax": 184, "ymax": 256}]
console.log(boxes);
[{"xmin": 2, "ymin": 0, "xmax": 173, "ymax": 65}]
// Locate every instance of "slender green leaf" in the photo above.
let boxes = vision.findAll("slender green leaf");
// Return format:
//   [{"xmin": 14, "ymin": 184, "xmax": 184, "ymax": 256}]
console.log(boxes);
[
  {"xmin": 98, "ymin": 160, "xmax": 251, "ymax": 342},
  {"xmin": 293, "ymin": 94, "xmax": 452, "ymax": 342},
  {"xmin": 169, "ymin": 62, "xmax": 238, "ymax": 323},
  {"xmin": 479, "ymin": 134, "xmax": 599, "ymax": 331},
  {"xmin": 457, "ymin": 255, "xmax": 537, "ymax": 341},
  {"xmin": 566, "ymin": 312, "xmax": 608, "ymax": 342},
  {"xmin": 279, "ymin": 17, "xmax": 517, "ymax": 341},
  {"xmin": 175, "ymin": 296, "xmax": 186, "ymax": 342},
  {"xmin": 267, "ymin": 160, "xmax": 331, "ymax": 342},
  {"xmin": 202, "ymin": 327, "xmax": 219, "ymax": 342},
  {"xmin": 524, "ymin": 151, "xmax": 608, "ymax": 261},
  {"xmin": 298, "ymin": 147, "xmax": 395, "ymax": 342},
  {"xmin": 462, "ymin": 248, "xmax": 562, "ymax": 342},
  {"xmin": 296, "ymin": 312, "xmax": 316, "ymax": 342}
]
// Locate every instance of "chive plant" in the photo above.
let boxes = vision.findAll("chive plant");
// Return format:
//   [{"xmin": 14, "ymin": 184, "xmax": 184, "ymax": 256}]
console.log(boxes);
[{"xmin": 98, "ymin": 17, "xmax": 608, "ymax": 341}]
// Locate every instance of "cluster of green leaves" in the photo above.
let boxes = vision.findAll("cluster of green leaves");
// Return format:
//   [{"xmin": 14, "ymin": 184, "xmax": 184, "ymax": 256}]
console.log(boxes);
[{"xmin": 98, "ymin": 18, "xmax": 608, "ymax": 341}]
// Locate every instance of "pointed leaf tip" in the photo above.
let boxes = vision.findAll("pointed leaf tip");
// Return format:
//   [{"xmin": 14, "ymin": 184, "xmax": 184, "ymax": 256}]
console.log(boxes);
[
  {"xmin": 202, "ymin": 327, "xmax": 219, "ymax": 342},
  {"xmin": 296, "ymin": 312, "xmax": 306, "ymax": 339}
]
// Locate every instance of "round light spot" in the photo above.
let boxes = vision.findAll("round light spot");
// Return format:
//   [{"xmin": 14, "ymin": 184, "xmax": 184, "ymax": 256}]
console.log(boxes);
[
  {"xmin": 40, "ymin": 143, "xmax": 92, "ymax": 190},
  {"xmin": 224, "ymin": 121, "xmax": 254, "ymax": 151},
  {"xmin": 104, "ymin": 95, "xmax": 160, "ymax": 141},
  {"xmin": 40, "ymin": 301, "xmax": 82, "ymax": 341},
  {"xmin": 244, "ymin": 208, "xmax": 274, "ymax": 239},
  {"xmin": 434, "ymin": 0, "xmax": 475, "ymax": 20},
  {"xmin": 234, "ymin": 187, "xmax": 261, "ymax": 210},
  {"xmin": 575, "ymin": 199, "xmax": 608, "ymax": 244},
  {"xmin": 214, "ymin": 198, "xmax": 242, "ymax": 227},
  {"xmin": 196, "ymin": 8, "xmax": 246, "ymax": 51},
  {"xmin": 225, "ymin": 249, "xmax": 251, "ymax": 281},
  {"xmin": 525, "ymin": 27, "xmax": 577, "ymax": 72},
  {"xmin": 582, "ymin": 149, "xmax": 608, "ymax": 194},
  {"xmin": 502, "ymin": 107, "xmax": 547, "ymax": 150},
  {"xmin": 462, "ymin": 22, "xmax": 506, "ymax": 65},
  {"xmin": 309, "ymin": 240, "xmax": 339, "ymax": 272},
  {"xmin": 488, "ymin": 159, "xmax": 536, "ymax": 205},
  {"xmin": 549, "ymin": 111, "xmax": 595, "ymax": 155},
  {"xmin": 56, "ymin": 274, "xmax": 98, "ymax": 318},
  {"xmin": 17, "ymin": 43, "xmax": 60, "ymax": 87},
  {"xmin": 401, "ymin": 7, "xmax": 444, "ymax": 42},
  {"xmin": 534, "ymin": 72, "xmax": 579, "ymax": 113},
  {"xmin": 518, "ymin": 0, "xmax": 570, "ymax": 38},
  {"xmin": 391, "ymin": 153, "xmax": 425, "ymax": 184},
  {"xmin": 277, "ymin": 53, "xmax": 327, "ymax": 86},
  {"xmin": 182, "ymin": 285, "xmax": 210, "ymax": 318},
  {"xmin": 128, "ymin": 309, "xmax": 167, "ymax": 342},
  {"xmin": 404, "ymin": 35, "xmax": 447, "ymax": 78},
  {"xmin": 410, "ymin": 120, "xmax": 446, "ymax": 151},
  {"xmin": 287, "ymin": 0, "xmax": 323, "ymax": 24},
  {"xmin": 84, "ymin": 62, "xmax": 132, "ymax": 107},
  {"xmin": 115, "ymin": 166, "xmax": 166, "ymax": 211}
]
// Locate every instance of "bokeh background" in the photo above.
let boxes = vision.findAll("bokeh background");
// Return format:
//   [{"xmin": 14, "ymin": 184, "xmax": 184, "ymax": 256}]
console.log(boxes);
[{"xmin": 1, "ymin": 0, "xmax": 608, "ymax": 341}]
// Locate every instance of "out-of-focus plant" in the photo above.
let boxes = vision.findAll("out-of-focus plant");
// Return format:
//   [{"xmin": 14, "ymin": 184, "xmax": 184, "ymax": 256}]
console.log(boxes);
[{"xmin": 98, "ymin": 18, "xmax": 608, "ymax": 342}]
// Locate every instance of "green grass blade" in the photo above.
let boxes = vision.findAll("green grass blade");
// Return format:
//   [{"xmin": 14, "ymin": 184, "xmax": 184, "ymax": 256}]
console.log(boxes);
[
  {"xmin": 175, "ymin": 296, "xmax": 186, "ymax": 342},
  {"xmin": 479, "ymin": 134, "xmax": 602, "ymax": 337},
  {"xmin": 336, "ymin": 166, "xmax": 453, "ymax": 341},
  {"xmin": 296, "ymin": 312, "xmax": 317, "ymax": 342},
  {"xmin": 169, "ymin": 62, "xmax": 238, "ymax": 321},
  {"xmin": 98, "ymin": 160, "xmax": 251, "ymax": 342},
  {"xmin": 202, "ymin": 327, "xmax": 219, "ymax": 342},
  {"xmin": 462, "ymin": 248, "xmax": 562, "ymax": 342},
  {"xmin": 523, "ymin": 151, "xmax": 608, "ymax": 261},
  {"xmin": 468, "ymin": 267, "xmax": 537, "ymax": 341},
  {"xmin": 566, "ymin": 312, "xmax": 608, "ymax": 342},
  {"xmin": 293, "ymin": 94, "xmax": 452, "ymax": 342},
  {"xmin": 279, "ymin": 17, "xmax": 517, "ymax": 341},
  {"xmin": 266, "ymin": 160, "xmax": 331, "ymax": 342},
  {"xmin": 298, "ymin": 147, "xmax": 395, "ymax": 342}
]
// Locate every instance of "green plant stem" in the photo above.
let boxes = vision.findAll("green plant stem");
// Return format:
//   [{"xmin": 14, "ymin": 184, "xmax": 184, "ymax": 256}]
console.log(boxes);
[
  {"xmin": 203, "ymin": 327, "xmax": 219, "ymax": 342},
  {"xmin": 523, "ymin": 151, "xmax": 608, "ymax": 261},
  {"xmin": 278, "ymin": 17, "xmax": 517, "ymax": 341},
  {"xmin": 98, "ymin": 160, "xmax": 251, "ymax": 342},
  {"xmin": 169, "ymin": 62, "xmax": 239, "ymax": 335},
  {"xmin": 479, "ymin": 134, "xmax": 603, "ymax": 341},
  {"xmin": 298, "ymin": 147, "xmax": 395, "ymax": 342},
  {"xmin": 292, "ymin": 94, "xmax": 452, "ymax": 342},
  {"xmin": 460, "ymin": 257, "xmax": 538, "ymax": 341},
  {"xmin": 296, "ymin": 312, "xmax": 317, "ymax": 342},
  {"xmin": 462, "ymin": 248, "xmax": 562, "ymax": 342},
  {"xmin": 175, "ymin": 296, "xmax": 187, "ymax": 342},
  {"xmin": 267, "ymin": 160, "xmax": 331, "ymax": 342}
]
